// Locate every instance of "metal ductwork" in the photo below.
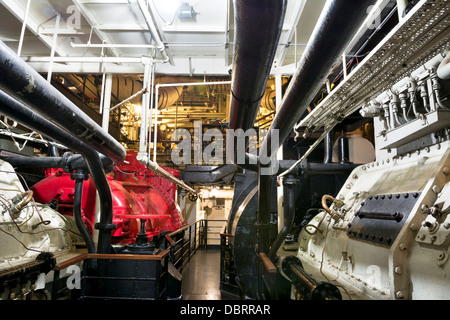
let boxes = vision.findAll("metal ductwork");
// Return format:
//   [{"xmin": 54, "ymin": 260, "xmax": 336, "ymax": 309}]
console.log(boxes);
[
  {"xmin": 158, "ymin": 86, "xmax": 183, "ymax": 109},
  {"xmin": 228, "ymin": 0, "xmax": 287, "ymax": 132},
  {"xmin": 257, "ymin": 0, "xmax": 379, "ymax": 255}
]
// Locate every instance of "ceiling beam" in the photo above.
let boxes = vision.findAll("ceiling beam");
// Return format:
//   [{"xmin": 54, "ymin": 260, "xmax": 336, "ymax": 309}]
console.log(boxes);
[
  {"xmin": 1, "ymin": 0, "xmax": 67, "ymax": 58},
  {"xmin": 274, "ymin": 0, "xmax": 307, "ymax": 67},
  {"xmin": 71, "ymin": 0, "xmax": 122, "ymax": 58}
]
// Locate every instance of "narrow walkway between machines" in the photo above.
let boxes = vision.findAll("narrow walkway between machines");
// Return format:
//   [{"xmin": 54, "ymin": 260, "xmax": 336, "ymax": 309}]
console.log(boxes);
[{"xmin": 181, "ymin": 248, "xmax": 236, "ymax": 300}]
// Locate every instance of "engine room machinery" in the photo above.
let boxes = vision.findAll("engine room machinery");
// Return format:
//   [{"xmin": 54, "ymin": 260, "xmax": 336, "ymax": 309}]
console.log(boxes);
[
  {"xmin": 30, "ymin": 150, "xmax": 186, "ymax": 247},
  {"xmin": 0, "ymin": 0, "xmax": 448, "ymax": 303},
  {"xmin": 223, "ymin": 0, "xmax": 450, "ymax": 301},
  {"xmin": 0, "ymin": 25, "xmax": 195, "ymax": 298}
]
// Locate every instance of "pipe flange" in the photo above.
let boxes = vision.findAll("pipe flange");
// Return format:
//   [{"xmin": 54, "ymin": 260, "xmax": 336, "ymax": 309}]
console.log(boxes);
[
  {"xmin": 70, "ymin": 171, "xmax": 89, "ymax": 181},
  {"xmin": 61, "ymin": 152, "xmax": 74, "ymax": 173}
]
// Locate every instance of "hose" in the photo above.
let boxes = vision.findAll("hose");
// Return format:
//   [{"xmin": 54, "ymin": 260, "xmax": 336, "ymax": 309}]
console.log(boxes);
[
  {"xmin": 72, "ymin": 170, "xmax": 96, "ymax": 253},
  {"xmin": 321, "ymin": 194, "xmax": 343, "ymax": 221},
  {"xmin": 9, "ymin": 190, "xmax": 33, "ymax": 217}
]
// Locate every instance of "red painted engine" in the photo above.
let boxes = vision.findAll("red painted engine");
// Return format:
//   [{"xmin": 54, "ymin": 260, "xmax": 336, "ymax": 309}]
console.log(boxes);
[{"xmin": 31, "ymin": 151, "xmax": 186, "ymax": 245}]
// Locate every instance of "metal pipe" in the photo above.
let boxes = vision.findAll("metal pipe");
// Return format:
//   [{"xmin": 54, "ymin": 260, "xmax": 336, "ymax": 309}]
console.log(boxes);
[
  {"xmin": 71, "ymin": 41, "xmax": 158, "ymax": 49},
  {"xmin": 0, "ymin": 130, "xmax": 67, "ymax": 150},
  {"xmin": 147, "ymin": 62, "xmax": 156, "ymax": 164},
  {"xmin": 72, "ymin": 169, "xmax": 96, "ymax": 253},
  {"xmin": 281, "ymin": 256, "xmax": 342, "ymax": 300},
  {"xmin": 85, "ymin": 154, "xmax": 115, "ymax": 254},
  {"xmin": 99, "ymin": 71, "xmax": 106, "ymax": 114},
  {"xmin": 228, "ymin": 0, "xmax": 286, "ymax": 133},
  {"xmin": 0, "ymin": 89, "xmax": 116, "ymax": 253},
  {"xmin": 0, "ymin": 90, "xmax": 99, "ymax": 159},
  {"xmin": 146, "ymin": 160, "xmax": 196, "ymax": 195},
  {"xmin": 339, "ymin": 134, "xmax": 349, "ymax": 163},
  {"xmin": 258, "ymin": 0, "xmax": 377, "ymax": 254},
  {"xmin": 47, "ymin": 14, "xmax": 60, "ymax": 83},
  {"xmin": 101, "ymin": 74, "xmax": 113, "ymax": 132},
  {"xmin": 0, "ymin": 40, "xmax": 126, "ymax": 165},
  {"xmin": 137, "ymin": 0, "xmax": 171, "ymax": 63},
  {"xmin": 26, "ymin": 56, "xmax": 144, "ymax": 64},
  {"xmin": 268, "ymin": 176, "xmax": 297, "ymax": 260},
  {"xmin": 137, "ymin": 63, "xmax": 152, "ymax": 163},
  {"xmin": 324, "ymin": 130, "xmax": 334, "ymax": 164},
  {"xmin": 260, "ymin": 0, "xmax": 378, "ymax": 160},
  {"xmin": 17, "ymin": 0, "xmax": 31, "ymax": 57}
]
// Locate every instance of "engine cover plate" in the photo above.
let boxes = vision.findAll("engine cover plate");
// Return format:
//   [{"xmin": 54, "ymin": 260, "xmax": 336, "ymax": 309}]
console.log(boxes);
[{"xmin": 347, "ymin": 192, "xmax": 421, "ymax": 246}]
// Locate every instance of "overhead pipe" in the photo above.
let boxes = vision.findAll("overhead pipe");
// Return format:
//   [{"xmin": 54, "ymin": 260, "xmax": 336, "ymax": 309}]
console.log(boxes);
[
  {"xmin": 227, "ymin": 0, "xmax": 286, "ymax": 174},
  {"xmin": 0, "ymin": 40, "xmax": 126, "ymax": 165},
  {"xmin": 258, "ymin": 0, "xmax": 378, "ymax": 255},
  {"xmin": 228, "ymin": 0, "xmax": 286, "ymax": 132},
  {"xmin": 137, "ymin": 0, "xmax": 172, "ymax": 64},
  {"xmin": 0, "ymin": 40, "xmax": 126, "ymax": 253}
]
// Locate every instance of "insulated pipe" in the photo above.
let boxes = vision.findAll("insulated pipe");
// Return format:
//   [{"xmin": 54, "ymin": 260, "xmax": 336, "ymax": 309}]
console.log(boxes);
[
  {"xmin": 0, "ymin": 40, "xmax": 126, "ymax": 166},
  {"xmin": 257, "ymin": 0, "xmax": 378, "ymax": 255},
  {"xmin": 228, "ymin": 0, "xmax": 287, "ymax": 132},
  {"xmin": 0, "ymin": 90, "xmax": 102, "ymax": 161},
  {"xmin": 260, "ymin": 0, "xmax": 378, "ymax": 160},
  {"xmin": 0, "ymin": 90, "xmax": 113, "ymax": 254}
]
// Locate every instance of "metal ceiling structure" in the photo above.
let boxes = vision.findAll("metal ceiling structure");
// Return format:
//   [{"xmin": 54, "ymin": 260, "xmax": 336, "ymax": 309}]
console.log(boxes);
[{"xmin": 0, "ymin": 0, "xmax": 327, "ymax": 76}]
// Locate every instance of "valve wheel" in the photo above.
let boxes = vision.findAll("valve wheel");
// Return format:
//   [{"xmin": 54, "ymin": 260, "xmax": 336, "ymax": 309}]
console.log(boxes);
[{"xmin": 188, "ymin": 192, "xmax": 198, "ymax": 202}]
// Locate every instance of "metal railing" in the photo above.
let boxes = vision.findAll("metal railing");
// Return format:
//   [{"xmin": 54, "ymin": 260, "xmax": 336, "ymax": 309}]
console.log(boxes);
[
  {"xmin": 164, "ymin": 219, "xmax": 227, "ymax": 272},
  {"xmin": 219, "ymin": 224, "xmax": 240, "ymax": 297}
]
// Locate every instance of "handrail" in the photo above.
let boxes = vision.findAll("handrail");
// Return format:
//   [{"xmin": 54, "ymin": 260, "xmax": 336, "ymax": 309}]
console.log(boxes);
[{"xmin": 165, "ymin": 219, "xmax": 227, "ymax": 244}]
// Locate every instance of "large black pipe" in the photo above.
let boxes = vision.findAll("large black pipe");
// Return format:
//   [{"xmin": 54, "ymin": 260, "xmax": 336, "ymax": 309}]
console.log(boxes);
[
  {"xmin": 0, "ymin": 40, "xmax": 126, "ymax": 165},
  {"xmin": 260, "ymin": 0, "xmax": 378, "ymax": 156},
  {"xmin": 228, "ymin": 0, "xmax": 286, "ymax": 132},
  {"xmin": 228, "ymin": 0, "xmax": 286, "ymax": 173},
  {"xmin": 0, "ymin": 90, "xmax": 113, "ymax": 253},
  {"xmin": 258, "ymin": 0, "xmax": 378, "ymax": 257}
]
